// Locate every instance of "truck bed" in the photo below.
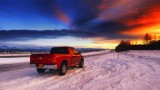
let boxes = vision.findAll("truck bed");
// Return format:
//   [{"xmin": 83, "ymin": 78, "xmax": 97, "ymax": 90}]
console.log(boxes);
[{"xmin": 30, "ymin": 54, "xmax": 56, "ymax": 65}]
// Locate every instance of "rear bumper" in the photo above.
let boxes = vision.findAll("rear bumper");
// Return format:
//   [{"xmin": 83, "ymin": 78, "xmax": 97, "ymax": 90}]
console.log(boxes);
[{"xmin": 30, "ymin": 64, "xmax": 57, "ymax": 69}]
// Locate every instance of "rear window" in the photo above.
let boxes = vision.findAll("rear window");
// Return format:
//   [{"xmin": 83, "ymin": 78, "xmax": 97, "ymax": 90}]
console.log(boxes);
[{"xmin": 50, "ymin": 47, "xmax": 69, "ymax": 54}]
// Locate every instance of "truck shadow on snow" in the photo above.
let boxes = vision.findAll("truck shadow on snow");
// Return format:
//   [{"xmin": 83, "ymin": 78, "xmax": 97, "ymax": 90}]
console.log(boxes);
[{"xmin": 35, "ymin": 66, "xmax": 83, "ymax": 76}]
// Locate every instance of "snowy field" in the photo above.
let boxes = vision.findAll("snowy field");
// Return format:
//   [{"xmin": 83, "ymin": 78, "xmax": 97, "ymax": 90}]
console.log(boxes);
[
  {"xmin": 0, "ymin": 57, "xmax": 30, "ymax": 64},
  {"xmin": 0, "ymin": 50, "xmax": 160, "ymax": 90},
  {"xmin": 0, "ymin": 50, "xmax": 109, "ymax": 65},
  {"xmin": 82, "ymin": 50, "xmax": 110, "ymax": 56},
  {"xmin": 0, "ymin": 50, "xmax": 108, "ymax": 57},
  {"xmin": 0, "ymin": 53, "xmax": 30, "ymax": 57}
]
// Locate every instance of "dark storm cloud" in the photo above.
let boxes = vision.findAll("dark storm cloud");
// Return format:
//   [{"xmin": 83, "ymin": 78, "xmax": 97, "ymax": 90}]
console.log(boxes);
[
  {"xmin": 84, "ymin": 20, "xmax": 142, "ymax": 39},
  {"xmin": 70, "ymin": 0, "xmax": 101, "ymax": 27},
  {"xmin": 67, "ymin": 0, "xmax": 160, "ymax": 40},
  {"xmin": 0, "ymin": 0, "xmax": 160, "ymax": 41},
  {"xmin": 0, "ymin": 30, "xmax": 99, "ymax": 41}
]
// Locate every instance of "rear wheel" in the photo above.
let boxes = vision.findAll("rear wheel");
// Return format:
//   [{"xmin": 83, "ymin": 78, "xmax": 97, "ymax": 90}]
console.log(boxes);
[
  {"xmin": 79, "ymin": 59, "xmax": 84, "ymax": 68},
  {"xmin": 59, "ymin": 62, "xmax": 67, "ymax": 75},
  {"xmin": 37, "ymin": 68, "xmax": 46, "ymax": 73}
]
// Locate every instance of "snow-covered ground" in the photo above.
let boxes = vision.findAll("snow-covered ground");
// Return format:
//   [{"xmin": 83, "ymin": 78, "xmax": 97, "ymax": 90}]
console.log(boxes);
[
  {"xmin": 82, "ymin": 50, "xmax": 110, "ymax": 56},
  {"xmin": 0, "ymin": 53, "xmax": 30, "ymax": 57},
  {"xmin": 0, "ymin": 50, "xmax": 160, "ymax": 90},
  {"xmin": 0, "ymin": 50, "xmax": 110, "ymax": 65},
  {"xmin": 125, "ymin": 50, "xmax": 160, "ymax": 58},
  {"xmin": 0, "ymin": 57, "xmax": 30, "ymax": 64}
]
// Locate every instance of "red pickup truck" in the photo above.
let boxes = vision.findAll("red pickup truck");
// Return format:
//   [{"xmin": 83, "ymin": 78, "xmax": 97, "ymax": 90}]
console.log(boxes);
[{"xmin": 30, "ymin": 46, "xmax": 84, "ymax": 75}]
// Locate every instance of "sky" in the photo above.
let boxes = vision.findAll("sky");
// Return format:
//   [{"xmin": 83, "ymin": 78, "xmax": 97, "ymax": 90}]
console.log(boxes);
[{"xmin": 0, "ymin": 0, "xmax": 160, "ymax": 49}]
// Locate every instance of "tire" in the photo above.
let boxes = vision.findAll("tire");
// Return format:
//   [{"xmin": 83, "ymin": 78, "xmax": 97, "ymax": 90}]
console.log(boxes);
[
  {"xmin": 37, "ymin": 68, "xmax": 46, "ymax": 73},
  {"xmin": 59, "ymin": 62, "xmax": 68, "ymax": 75},
  {"xmin": 79, "ymin": 59, "xmax": 84, "ymax": 68}
]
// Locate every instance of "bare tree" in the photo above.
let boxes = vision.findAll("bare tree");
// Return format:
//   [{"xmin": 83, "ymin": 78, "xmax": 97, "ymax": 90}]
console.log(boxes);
[
  {"xmin": 158, "ymin": 36, "xmax": 160, "ymax": 40},
  {"xmin": 144, "ymin": 33, "xmax": 152, "ymax": 45},
  {"xmin": 154, "ymin": 34, "xmax": 157, "ymax": 41},
  {"xmin": 119, "ymin": 40, "xmax": 131, "ymax": 45}
]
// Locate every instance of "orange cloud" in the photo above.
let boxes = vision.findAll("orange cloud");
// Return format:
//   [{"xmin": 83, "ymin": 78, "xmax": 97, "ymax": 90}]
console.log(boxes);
[
  {"xmin": 99, "ymin": 4, "xmax": 107, "ymax": 10},
  {"xmin": 55, "ymin": 9, "xmax": 70, "ymax": 24},
  {"xmin": 121, "ymin": 5, "xmax": 160, "ymax": 39}
]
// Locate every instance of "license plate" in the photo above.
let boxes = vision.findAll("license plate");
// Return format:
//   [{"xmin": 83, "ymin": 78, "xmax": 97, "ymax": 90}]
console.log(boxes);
[{"xmin": 39, "ymin": 64, "xmax": 44, "ymax": 67}]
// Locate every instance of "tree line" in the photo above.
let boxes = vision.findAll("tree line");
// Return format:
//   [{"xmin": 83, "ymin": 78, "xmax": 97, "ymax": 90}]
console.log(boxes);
[{"xmin": 115, "ymin": 33, "xmax": 160, "ymax": 52}]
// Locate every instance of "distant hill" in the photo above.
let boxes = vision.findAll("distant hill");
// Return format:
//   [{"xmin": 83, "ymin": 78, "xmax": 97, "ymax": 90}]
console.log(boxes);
[{"xmin": 0, "ymin": 46, "xmax": 105, "ymax": 53}]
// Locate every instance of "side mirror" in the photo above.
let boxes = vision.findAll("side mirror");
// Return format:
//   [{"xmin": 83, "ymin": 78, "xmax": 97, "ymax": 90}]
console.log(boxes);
[
  {"xmin": 75, "ymin": 51, "xmax": 81, "ymax": 55},
  {"xmin": 78, "ymin": 51, "xmax": 81, "ymax": 54}
]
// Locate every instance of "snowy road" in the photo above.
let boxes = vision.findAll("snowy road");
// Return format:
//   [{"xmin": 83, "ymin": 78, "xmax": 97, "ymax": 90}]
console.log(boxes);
[
  {"xmin": 0, "ymin": 51, "xmax": 160, "ymax": 90},
  {"xmin": 0, "ymin": 50, "xmax": 109, "ymax": 72}
]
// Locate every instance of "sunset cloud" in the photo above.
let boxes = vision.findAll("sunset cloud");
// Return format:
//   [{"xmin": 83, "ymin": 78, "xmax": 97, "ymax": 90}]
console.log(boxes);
[{"xmin": 0, "ymin": 0, "xmax": 160, "ymax": 48}]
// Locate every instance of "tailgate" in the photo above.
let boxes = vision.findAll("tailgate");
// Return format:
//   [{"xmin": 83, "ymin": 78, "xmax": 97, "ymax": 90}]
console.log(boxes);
[{"xmin": 30, "ymin": 54, "xmax": 55, "ymax": 64}]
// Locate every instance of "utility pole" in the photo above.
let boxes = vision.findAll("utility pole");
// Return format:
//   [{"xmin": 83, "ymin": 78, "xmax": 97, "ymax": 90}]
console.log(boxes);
[{"xmin": 118, "ymin": 52, "xmax": 120, "ymax": 59}]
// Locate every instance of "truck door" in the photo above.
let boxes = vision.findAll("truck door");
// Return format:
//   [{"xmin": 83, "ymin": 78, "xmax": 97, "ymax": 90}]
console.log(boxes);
[
  {"xmin": 72, "ymin": 48, "xmax": 81, "ymax": 64},
  {"xmin": 69, "ymin": 48, "xmax": 76, "ymax": 65},
  {"xmin": 70, "ymin": 48, "xmax": 80, "ymax": 65}
]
